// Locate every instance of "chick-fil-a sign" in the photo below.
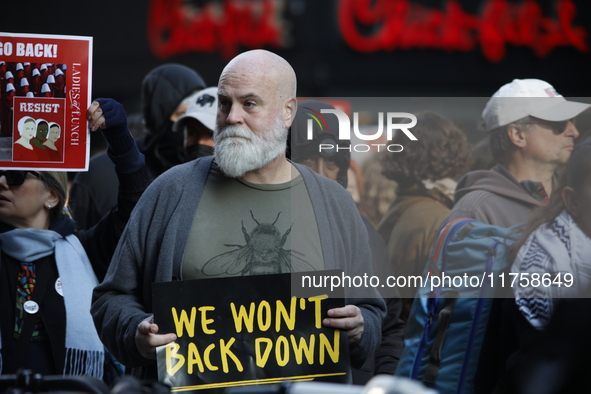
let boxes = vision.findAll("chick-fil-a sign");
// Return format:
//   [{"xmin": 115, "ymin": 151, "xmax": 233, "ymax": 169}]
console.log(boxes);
[
  {"xmin": 338, "ymin": 0, "xmax": 589, "ymax": 62},
  {"xmin": 147, "ymin": 0, "xmax": 285, "ymax": 59}
]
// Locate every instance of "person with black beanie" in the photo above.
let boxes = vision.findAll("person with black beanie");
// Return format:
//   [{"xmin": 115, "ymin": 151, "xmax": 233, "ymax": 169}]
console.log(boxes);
[{"xmin": 69, "ymin": 64, "xmax": 207, "ymax": 230}]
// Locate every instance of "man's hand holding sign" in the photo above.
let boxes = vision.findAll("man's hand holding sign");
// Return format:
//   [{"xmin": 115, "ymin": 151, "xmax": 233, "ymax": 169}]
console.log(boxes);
[
  {"xmin": 151, "ymin": 273, "xmax": 352, "ymax": 392},
  {"xmin": 137, "ymin": 303, "xmax": 364, "ymax": 360},
  {"xmin": 323, "ymin": 305, "xmax": 364, "ymax": 343},
  {"xmin": 136, "ymin": 316, "xmax": 177, "ymax": 360}
]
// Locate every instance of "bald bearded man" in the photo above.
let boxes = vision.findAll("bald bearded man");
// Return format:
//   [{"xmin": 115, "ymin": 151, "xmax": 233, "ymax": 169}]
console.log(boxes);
[{"xmin": 91, "ymin": 50, "xmax": 386, "ymax": 381}]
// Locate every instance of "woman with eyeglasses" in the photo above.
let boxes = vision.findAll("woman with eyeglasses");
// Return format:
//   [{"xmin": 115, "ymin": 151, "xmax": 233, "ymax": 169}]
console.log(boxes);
[{"xmin": 0, "ymin": 99, "xmax": 151, "ymax": 382}]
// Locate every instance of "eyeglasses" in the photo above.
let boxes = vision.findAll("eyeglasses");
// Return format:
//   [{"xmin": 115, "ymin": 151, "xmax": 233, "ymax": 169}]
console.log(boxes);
[
  {"xmin": 0, "ymin": 170, "xmax": 42, "ymax": 186},
  {"xmin": 526, "ymin": 117, "xmax": 574, "ymax": 134}
]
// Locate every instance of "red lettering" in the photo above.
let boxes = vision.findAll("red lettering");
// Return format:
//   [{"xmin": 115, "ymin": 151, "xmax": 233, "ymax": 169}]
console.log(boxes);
[
  {"xmin": 147, "ymin": 0, "xmax": 285, "ymax": 59},
  {"xmin": 338, "ymin": 0, "xmax": 588, "ymax": 62},
  {"xmin": 479, "ymin": 0, "xmax": 512, "ymax": 62}
]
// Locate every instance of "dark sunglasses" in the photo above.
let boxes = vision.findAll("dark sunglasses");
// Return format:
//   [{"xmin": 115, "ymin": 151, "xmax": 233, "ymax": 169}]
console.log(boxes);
[
  {"xmin": 0, "ymin": 170, "xmax": 42, "ymax": 186},
  {"xmin": 526, "ymin": 117, "xmax": 574, "ymax": 134}
]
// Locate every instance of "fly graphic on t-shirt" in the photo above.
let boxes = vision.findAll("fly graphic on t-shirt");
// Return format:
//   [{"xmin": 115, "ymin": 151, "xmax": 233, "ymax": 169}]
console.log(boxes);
[{"xmin": 202, "ymin": 211, "xmax": 315, "ymax": 276}]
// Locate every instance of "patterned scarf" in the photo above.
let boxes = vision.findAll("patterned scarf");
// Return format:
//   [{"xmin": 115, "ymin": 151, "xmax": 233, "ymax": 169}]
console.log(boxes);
[
  {"xmin": 0, "ymin": 228, "xmax": 104, "ymax": 378},
  {"xmin": 511, "ymin": 209, "xmax": 591, "ymax": 330}
]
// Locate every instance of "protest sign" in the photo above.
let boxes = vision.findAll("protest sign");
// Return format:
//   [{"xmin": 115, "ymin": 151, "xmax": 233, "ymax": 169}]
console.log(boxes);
[
  {"xmin": 0, "ymin": 32, "xmax": 92, "ymax": 170},
  {"xmin": 152, "ymin": 271, "xmax": 351, "ymax": 392}
]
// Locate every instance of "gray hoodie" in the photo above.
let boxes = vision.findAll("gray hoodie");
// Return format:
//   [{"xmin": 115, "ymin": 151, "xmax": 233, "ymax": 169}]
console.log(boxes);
[{"xmin": 443, "ymin": 164, "xmax": 544, "ymax": 228}]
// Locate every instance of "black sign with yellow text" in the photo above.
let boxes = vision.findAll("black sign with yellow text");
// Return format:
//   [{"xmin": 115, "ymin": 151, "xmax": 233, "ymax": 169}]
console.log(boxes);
[{"xmin": 152, "ymin": 272, "xmax": 350, "ymax": 392}]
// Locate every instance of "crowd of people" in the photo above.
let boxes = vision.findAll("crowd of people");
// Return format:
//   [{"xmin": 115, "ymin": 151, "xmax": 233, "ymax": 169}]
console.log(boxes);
[
  {"xmin": 1, "ymin": 62, "xmax": 66, "ymax": 136},
  {"xmin": 0, "ymin": 49, "xmax": 589, "ymax": 394}
]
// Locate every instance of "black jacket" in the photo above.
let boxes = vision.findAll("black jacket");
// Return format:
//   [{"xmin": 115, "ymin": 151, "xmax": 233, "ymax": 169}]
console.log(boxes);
[
  {"xmin": 69, "ymin": 64, "xmax": 206, "ymax": 230},
  {"xmin": 0, "ymin": 164, "xmax": 152, "ymax": 376}
]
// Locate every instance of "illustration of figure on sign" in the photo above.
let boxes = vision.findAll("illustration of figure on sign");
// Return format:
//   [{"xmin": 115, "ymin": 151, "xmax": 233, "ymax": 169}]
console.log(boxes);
[
  {"xmin": 43, "ymin": 122, "xmax": 63, "ymax": 162},
  {"xmin": 31, "ymin": 119, "xmax": 49, "ymax": 151},
  {"xmin": 202, "ymin": 211, "xmax": 314, "ymax": 276},
  {"xmin": 13, "ymin": 116, "xmax": 37, "ymax": 161}
]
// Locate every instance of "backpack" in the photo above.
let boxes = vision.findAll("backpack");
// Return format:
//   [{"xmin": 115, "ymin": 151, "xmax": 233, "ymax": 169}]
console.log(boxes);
[{"xmin": 395, "ymin": 218, "xmax": 520, "ymax": 394}]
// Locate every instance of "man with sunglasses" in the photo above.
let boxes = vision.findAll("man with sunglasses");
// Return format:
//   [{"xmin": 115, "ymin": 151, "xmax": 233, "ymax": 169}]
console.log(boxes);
[
  {"xmin": 445, "ymin": 78, "xmax": 590, "ymax": 228},
  {"xmin": 435, "ymin": 79, "xmax": 590, "ymax": 392}
]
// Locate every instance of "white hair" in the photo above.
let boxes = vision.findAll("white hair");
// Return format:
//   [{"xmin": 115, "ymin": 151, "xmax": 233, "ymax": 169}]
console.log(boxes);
[{"xmin": 214, "ymin": 115, "xmax": 287, "ymax": 178}]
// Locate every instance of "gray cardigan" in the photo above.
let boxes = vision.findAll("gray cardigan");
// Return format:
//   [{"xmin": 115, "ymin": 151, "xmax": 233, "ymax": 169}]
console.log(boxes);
[{"xmin": 91, "ymin": 156, "xmax": 386, "ymax": 375}]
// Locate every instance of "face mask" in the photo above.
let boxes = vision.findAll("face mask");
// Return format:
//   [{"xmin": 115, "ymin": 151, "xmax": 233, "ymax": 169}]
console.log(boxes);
[
  {"xmin": 149, "ymin": 121, "xmax": 185, "ymax": 172},
  {"xmin": 184, "ymin": 143, "xmax": 214, "ymax": 161}
]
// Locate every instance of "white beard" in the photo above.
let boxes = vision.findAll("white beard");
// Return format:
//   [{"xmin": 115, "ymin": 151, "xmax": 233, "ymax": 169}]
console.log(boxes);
[{"xmin": 214, "ymin": 116, "xmax": 287, "ymax": 178}]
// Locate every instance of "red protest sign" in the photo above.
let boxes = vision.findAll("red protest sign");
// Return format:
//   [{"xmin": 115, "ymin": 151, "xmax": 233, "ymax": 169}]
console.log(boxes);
[{"xmin": 0, "ymin": 32, "xmax": 92, "ymax": 170}]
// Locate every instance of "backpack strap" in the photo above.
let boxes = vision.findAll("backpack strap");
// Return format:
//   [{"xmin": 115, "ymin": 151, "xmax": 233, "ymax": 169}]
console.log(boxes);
[
  {"xmin": 423, "ymin": 293, "xmax": 458, "ymax": 385},
  {"xmin": 428, "ymin": 218, "xmax": 475, "ymax": 298}
]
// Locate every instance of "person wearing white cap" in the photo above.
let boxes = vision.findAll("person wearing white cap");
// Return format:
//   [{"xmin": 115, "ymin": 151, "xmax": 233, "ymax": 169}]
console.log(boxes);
[
  {"xmin": 23, "ymin": 62, "xmax": 31, "ymax": 78},
  {"xmin": 444, "ymin": 78, "xmax": 590, "ymax": 228},
  {"xmin": 40, "ymin": 83, "xmax": 52, "ymax": 97},
  {"xmin": 2, "ymin": 83, "xmax": 16, "ymax": 136},
  {"xmin": 69, "ymin": 63, "xmax": 207, "ymax": 230},
  {"xmin": 0, "ymin": 70, "xmax": 3, "ymax": 129},
  {"xmin": 14, "ymin": 116, "xmax": 36, "ymax": 152},
  {"xmin": 30, "ymin": 68, "xmax": 41, "ymax": 95},
  {"xmin": 53, "ymin": 68, "xmax": 65, "ymax": 98},
  {"xmin": 3, "ymin": 71, "xmax": 14, "ymax": 96},
  {"xmin": 172, "ymin": 86, "xmax": 217, "ymax": 161},
  {"xmin": 15, "ymin": 62, "xmax": 24, "ymax": 79},
  {"xmin": 40, "ymin": 63, "xmax": 48, "ymax": 82},
  {"xmin": 18, "ymin": 77, "xmax": 29, "ymax": 96},
  {"xmin": 43, "ymin": 122, "xmax": 62, "ymax": 161},
  {"xmin": 13, "ymin": 116, "xmax": 42, "ymax": 160},
  {"xmin": 431, "ymin": 78, "xmax": 591, "ymax": 391}
]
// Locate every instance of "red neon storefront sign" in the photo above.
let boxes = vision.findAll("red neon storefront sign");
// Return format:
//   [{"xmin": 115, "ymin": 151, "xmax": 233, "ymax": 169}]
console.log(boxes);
[
  {"xmin": 147, "ymin": 0, "xmax": 285, "ymax": 59},
  {"xmin": 338, "ymin": 0, "xmax": 588, "ymax": 62}
]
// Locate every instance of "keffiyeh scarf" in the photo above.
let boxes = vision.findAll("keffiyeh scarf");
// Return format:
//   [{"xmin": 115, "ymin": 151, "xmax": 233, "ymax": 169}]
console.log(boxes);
[{"xmin": 511, "ymin": 209, "xmax": 591, "ymax": 330}]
